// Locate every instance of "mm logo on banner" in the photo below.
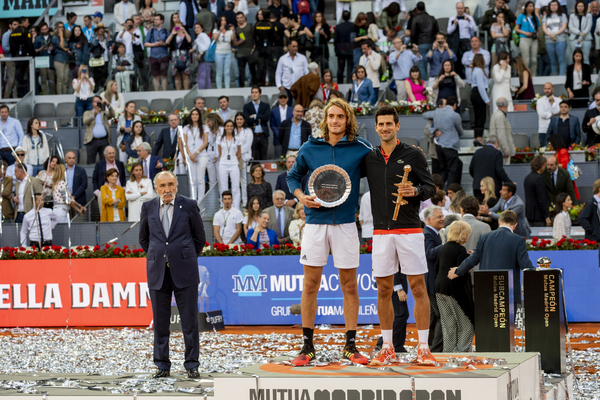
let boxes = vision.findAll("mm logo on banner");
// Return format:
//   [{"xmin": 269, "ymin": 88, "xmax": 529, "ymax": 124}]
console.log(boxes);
[{"xmin": 232, "ymin": 265, "xmax": 267, "ymax": 297}]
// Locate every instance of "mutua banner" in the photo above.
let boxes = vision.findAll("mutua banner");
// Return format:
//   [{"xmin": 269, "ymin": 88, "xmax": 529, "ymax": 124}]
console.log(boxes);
[
  {"xmin": 2, "ymin": 0, "xmax": 59, "ymax": 18},
  {"xmin": 0, "ymin": 259, "xmax": 152, "ymax": 327}
]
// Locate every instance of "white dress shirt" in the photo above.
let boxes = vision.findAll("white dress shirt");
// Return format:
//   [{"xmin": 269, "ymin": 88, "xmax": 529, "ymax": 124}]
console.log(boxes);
[
  {"xmin": 126, "ymin": 178, "xmax": 155, "ymax": 222},
  {"xmin": 275, "ymin": 52, "xmax": 309, "ymax": 89},
  {"xmin": 448, "ymin": 15, "xmax": 477, "ymax": 40},
  {"xmin": 20, "ymin": 207, "xmax": 59, "ymax": 246},
  {"xmin": 213, "ymin": 207, "xmax": 244, "ymax": 244},
  {"xmin": 236, "ymin": 127, "xmax": 253, "ymax": 162},
  {"xmin": 116, "ymin": 31, "xmax": 134, "ymax": 56},
  {"xmin": 358, "ymin": 191, "xmax": 373, "ymax": 238},
  {"xmin": 536, "ymin": 96, "xmax": 561, "ymax": 134},
  {"xmin": 462, "ymin": 48, "xmax": 491, "ymax": 84}
]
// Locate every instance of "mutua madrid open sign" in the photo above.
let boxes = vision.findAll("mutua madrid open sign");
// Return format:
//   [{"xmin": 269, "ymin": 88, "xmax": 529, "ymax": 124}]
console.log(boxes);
[
  {"xmin": 3, "ymin": 0, "xmax": 59, "ymax": 18},
  {"xmin": 201, "ymin": 254, "xmax": 402, "ymax": 325}
]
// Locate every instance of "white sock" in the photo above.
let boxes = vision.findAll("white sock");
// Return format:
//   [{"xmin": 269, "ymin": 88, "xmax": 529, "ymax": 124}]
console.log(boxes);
[
  {"xmin": 381, "ymin": 330, "xmax": 393, "ymax": 347},
  {"xmin": 418, "ymin": 330, "xmax": 429, "ymax": 346}
]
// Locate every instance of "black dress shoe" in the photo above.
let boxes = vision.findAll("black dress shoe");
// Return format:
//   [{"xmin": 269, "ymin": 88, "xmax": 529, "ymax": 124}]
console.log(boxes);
[
  {"xmin": 187, "ymin": 368, "xmax": 200, "ymax": 379},
  {"xmin": 473, "ymin": 139, "xmax": 484, "ymax": 147},
  {"xmin": 153, "ymin": 369, "xmax": 170, "ymax": 378}
]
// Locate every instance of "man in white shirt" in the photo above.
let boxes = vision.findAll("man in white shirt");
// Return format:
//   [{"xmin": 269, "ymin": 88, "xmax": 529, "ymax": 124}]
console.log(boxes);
[
  {"xmin": 20, "ymin": 193, "xmax": 59, "ymax": 247},
  {"xmin": 116, "ymin": 18, "xmax": 136, "ymax": 56},
  {"xmin": 213, "ymin": 190, "xmax": 243, "ymax": 245},
  {"xmin": 536, "ymin": 82, "xmax": 560, "ymax": 147},
  {"xmin": 448, "ymin": 2, "xmax": 477, "ymax": 77},
  {"xmin": 358, "ymin": 191, "xmax": 373, "ymax": 244},
  {"xmin": 359, "ymin": 42, "xmax": 382, "ymax": 106},
  {"xmin": 275, "ymin": 39, "xmax": 308, "ymax": 106},
  {"xmin": 114, "ymin": 0, "xmax": 137, "ymax": 32}
]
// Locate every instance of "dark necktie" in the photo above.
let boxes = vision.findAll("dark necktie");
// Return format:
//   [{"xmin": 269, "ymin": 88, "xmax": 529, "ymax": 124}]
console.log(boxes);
[
  {"xmin": 552, "ymin": 172, "xmax": 556, "ymax": 189},
  {"xmin": 276, "ymin": 208, "xmax": 283, "ymax": 238},
  {"xmin": 37, "ymin": 212, "xmax": 44, "ymax": 244}
]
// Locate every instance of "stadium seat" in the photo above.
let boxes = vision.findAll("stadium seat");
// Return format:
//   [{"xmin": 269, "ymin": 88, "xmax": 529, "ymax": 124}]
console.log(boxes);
[
  {"xmin": 513, "ymin": 134, "xmax": 529, "ymax": 149},
  {"xmin": 204, "ymin": 96, "xmax": 219, "ymax": 109},
  {"xmin": 134, "ymin": 99, "xmax": 149, "ymax": 110},
  {"xmin": 400, "ymin": 137, "xmax": 418, "ymax": 147},
  {"xmin": 79, "ymin": 148, "xmax": 88, "ymax": 165},
  {"xmin": 436, "ymin": 18, "xmax": 449, "ymax": 34},
  {"xmin": 149, "ymin": 98, "xmax": 172, "ymax": 113},
  {"xmin": 56, "ymin": 102, "xmax": 75, "ymax": 127},
  {"xmin": 34, "ymin": 103, "xmax": 55, "ymax": 118},
  {"xmin": 228, "ymin": 96, "xmax": 245, "ymax": 111},
  {"xmin": 530, "ymin": 133, "xmax": 540, "ymax": 149},
  {"xmin": 419, "ymin": 136, "xmax": 429, "ymax": 156}
]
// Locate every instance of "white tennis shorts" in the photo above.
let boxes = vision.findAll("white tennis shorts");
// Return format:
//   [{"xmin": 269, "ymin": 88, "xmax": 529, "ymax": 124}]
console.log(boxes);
[
  {"xmin": 372, "ymin": 233, "xmax": 428, "ymax": 277},
  {"xmin": 300, "ymin": 223, "xmax": 360, "ymax": 269}
]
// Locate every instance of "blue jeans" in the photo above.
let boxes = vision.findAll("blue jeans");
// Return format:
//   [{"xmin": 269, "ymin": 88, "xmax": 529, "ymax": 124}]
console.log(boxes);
[
  {"xmin": 215, "ymin": 52, "xmax": 231, "ymax": 89},
  {"xmin": 75, "ymin": 97, "xmax": 93, "ymax": 119},
  {"xmin": 546, "ymin": 40, "xmax": 567, "ymax": 76},
  {"xmin": 539, "ymin": 133, "xmax": 547, "ymax": 147},
  {"xmin": 353, "ymin": 48, "xmax": 363, "ymax": 70},
  {"xmin": 418, "ymin": 43, "xmax": 433, "ymax": 80}
]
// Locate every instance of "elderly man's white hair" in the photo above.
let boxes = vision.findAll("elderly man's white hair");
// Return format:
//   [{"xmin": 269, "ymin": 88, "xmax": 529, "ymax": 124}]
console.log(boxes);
[
  {"xmin": 153, "ymin": 171, "xmax": 178, "ymax": 188},
  {"xmin": 496, "ymin": 97, "xmax": 508, "ymax": 108},
  {"xmin": 273, "ymin": 189, "xmax": 286, "ymax": 198},
  {"xmin": 139, "ymin": 142, "xmax": 152, "ymax": 152},
  {"xmin": 423, "ymin": 206, "xmax": 442, "ymax": 221},
  {"xmin": 308, "ymin": 62, "xmax": 319, "ymax": 73},
  {"xmin": 103, "ymin": 145, "xmax": 116, "ymax": 156}
]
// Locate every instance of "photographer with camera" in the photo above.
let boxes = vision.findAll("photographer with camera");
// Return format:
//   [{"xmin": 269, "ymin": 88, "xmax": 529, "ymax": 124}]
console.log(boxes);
[
  {"xmin": 33, "ymin": 22, "xmax": 56, "ymax": 95},
  {"xmin": 389, "ymin": 38, "xmax": 421, "ymax": 101},
  {"xmin": 426, "ymin": 32, "xmax": 456, "ymax": 97},
  {"xmin": 447, "ymin": 2, "xmax": 476, "ymax": 78},
  {"xmin": 165, "ymin": 21, "xmax": 192, "ymax": 90},
  {"xmin": 116, "ymin": 18, "xmax": 136, "ymax": 57},
  {"xmin": 111, "ymin": 43, "xmax": 135, "ymax": 93},
  {"xmin": 73, "ymin": 64, "xmax": 95, "ymax": 119},
  {"xmin": 83, "ymin": 95, "xmax": 114, "ymax": 165}
]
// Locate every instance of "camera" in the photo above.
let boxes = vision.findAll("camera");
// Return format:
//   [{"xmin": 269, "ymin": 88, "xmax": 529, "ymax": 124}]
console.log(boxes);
[
  {"xmin": 174, "ymin": 26, "xmax": 180, "ymax": 31},
  {"xmin": 98, "ymin": 102, "xmax": 106, "ymax": 111},
  {"xmin": 405, "ymin": 42, "xmax": 413, "ymax": 48},
  {"xmin": 457, "ymin": 15, "xmax": 465, "ymax": 20},
  {"xmin": 82, "ymin": 69, "xmax": 87, "ymax": 74},
  {"xmin": 437, "ymin": 41, "xmax": 444, "ymax": 46}
]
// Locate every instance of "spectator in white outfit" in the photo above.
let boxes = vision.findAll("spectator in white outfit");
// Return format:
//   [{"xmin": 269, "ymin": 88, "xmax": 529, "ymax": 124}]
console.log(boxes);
[
  {"xmin": 101, "ymin": 81, "xmax": 125, "ymax": 115},
  {"xmin": 180, "ymin": 108, "xmax": 209, "ymax": 202},
  {"xmin": 552, "ymin": 192, "xmax": 572, "ymax": 239},
  {"xmin": 213, "ymin": 190, "xmax": 244, "ymax": 245},
  {"xmin": 536, "ymin": 82, "xmax": 561, "ymax": 147},
  {"xmin": 111, "ymin": 43, "xmax": 135, "ymax": 93},
  {"xmin": 491, "ymin": 51, "xmax": 514, "ymax": 114},
  {"xmin": 235, "ymin": 112, "xmax": 253, "ymax": 207},
  {"xmin": 218, "ymin": 120, "xmax": 242, "ymax": 209},
  {"xmin": 125, "ymin": 162, "xmax": 155, "ymax": 221},
  {"xmin": 275, "ymin": 39, "xmax": 309, "ymax": 104},
  {"xmin": 204, "ymin": 113, "xmax": 224, "ymax": 197},
  {"xmin": 114, "ymin": 0, "xmax": 137, "ymax": 32},
  {"xmin": 359, "ymin": 41, "xmax": 382, "ymax": 106}
]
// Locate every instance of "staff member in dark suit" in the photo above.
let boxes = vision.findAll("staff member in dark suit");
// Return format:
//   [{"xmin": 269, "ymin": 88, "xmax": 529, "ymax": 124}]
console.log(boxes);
[
  {"xmin": 139, "ymin": 171, "xmax": 205, "ymax": 379},
  {"xmin": 469, "ymin": 135, "xmax": 511, "ymax": 202},
  {"xmin": 333, "ymin": 11, "xmax": 355, "ymax": 84},
  {"xmin": 243, "ymin": 86, "xmax": 271, "ymax": 161},
  {"xmin": 153, "ymin": 114, "xmax": 180, "ymax": 159},
  {"xmin": 278, "ymin": 104, "xmax": 311, "ymax": 157},
  {"xmin": 578, "ymin": 178, "xmax": 600, "ymax": 242},
  {"xmin": 270, "ymin": 92, "xmax": 293, "ymax": 159},
  {"xmin": 64, "ymin": 151, "xmax": 88, "ymax": 209},
  {"xmin": 523, "ymin": 155, "xmax": 551, "ymax": 227},
  {"xmin": 449, "ymin": 210, "xmax": 534, "ymax": 307},
  {"xmin": 543, "ymin": 155, "xmax": 576, "ymax": 205},
  {"xmin": 423, "ymin": 205, "xmax": 444, "ymax": 352},
  {"xmin": 276, "ymin": 155, "xmax": 296, "ymax": 207}
]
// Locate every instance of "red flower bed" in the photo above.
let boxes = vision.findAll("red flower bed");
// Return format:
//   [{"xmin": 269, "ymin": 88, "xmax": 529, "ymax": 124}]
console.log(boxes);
[
  {"xmin": 528, "ymin": 236, "xmax": 598, "ymax": 251},
  {"xmin": 0, "ymin": 244, "xmax": 146, "ymax": 260}
]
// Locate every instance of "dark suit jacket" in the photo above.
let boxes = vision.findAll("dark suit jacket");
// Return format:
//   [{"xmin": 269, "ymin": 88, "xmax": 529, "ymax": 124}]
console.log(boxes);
[
  {"xmin": 565, "ymin": 63, "xmax": 591, "ymax": 95},
  {"xmin": 582, "ymin": 107, "xmax": 600, "ymax": 145},
  {"xmin": 139, "ymin": 195, "xmax": 205, "ymax": 290},
  {"xmin": 270, "ymin": 105, "xmax": 293, "ymax": 146},
  {"xmin": 276, "ymin": 171, "xmax": 293, "ymax": 200},
  {"xmin": 153, "ymin": 127, "xmax": 179, "ymax": 159},
  {"xmin": 125, "ymin": 134, "xmax": 151, "ymax": 158},
  {"xmin": 456, "ymin": 227, "xmax": 533, "ymax": 304},
  {"xmin": 469, "ymin": 144, "xmax": 511, "ymax": 197},
  {"xmin": 264, "ymin": 205, "xmax": 294, "ymax": 241},
  {"xmin": 524, "ymin": 170, "xmax": 550, "ymax": 222},
  {"xmin": 578, "ymin": 197, "xmax": 600, "ymax": 241},
  {"xmin": 542, "ymin": 167, "xmax": 576, "ymax": 205},
  {"xmin": 424, "ymin": 225, "xmax": 443, "ymax": 295},
  {"xmin": 278, "ymin": 119, "xmax": 311, "ymax": 155},
  {"xmin": 69, "ymin": 164, "xmax": 88, "ymax": 206},
  {"xmin": 243, "ymin": 101, "xmax": 271, "ymax": 138},
  {"xmin": 333, "ymin": 21, "xmax": 355, "ymax": 56},
  {"xmin": 139, "ymin": 155, "xmax": 164, "ymax": 182},
  {"xmin": 92, "ymin": 160, "xmax": 126, "ymax": 191},
  {"xmin": 546, "ymin": 115, "xmax": 582, "ymax": 146}
]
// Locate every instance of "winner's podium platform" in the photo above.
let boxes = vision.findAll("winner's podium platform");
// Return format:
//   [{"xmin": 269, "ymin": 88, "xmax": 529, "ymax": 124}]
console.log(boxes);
[{"xmin": 214, "ymin": 353, "xmax": 544, "ymax": 400}]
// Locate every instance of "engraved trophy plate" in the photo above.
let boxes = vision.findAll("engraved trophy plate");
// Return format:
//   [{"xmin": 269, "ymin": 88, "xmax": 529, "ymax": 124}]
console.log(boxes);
[{"xmin": 308, "ymin": 164, "xmax": 352, "ymax": 208}]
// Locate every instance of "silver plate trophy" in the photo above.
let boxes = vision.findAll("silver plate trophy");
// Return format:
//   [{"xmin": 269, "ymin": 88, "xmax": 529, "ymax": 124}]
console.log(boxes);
[{"xmin": 308, "ymin": 164, "xmax": 352, "ymax": 207}]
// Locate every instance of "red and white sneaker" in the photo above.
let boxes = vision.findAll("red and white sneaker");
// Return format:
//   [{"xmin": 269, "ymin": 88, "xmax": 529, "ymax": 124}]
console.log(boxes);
[
  {"xmin": 416, "ymin": 344, "xmax": 436, "ymax": 365},
  {"xmin": 342, "ymin": 343, "xmax": 369, "ymax": 365},
  {"xmin": 370, "ymin": 345, "xmax": 396, "ymax": 366}
]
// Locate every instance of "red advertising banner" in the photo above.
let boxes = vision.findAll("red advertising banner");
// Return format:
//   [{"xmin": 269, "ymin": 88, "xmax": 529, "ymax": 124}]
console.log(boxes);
[{"xmin": 0, "ymin": 259, "xmax": 152, "ymax": 327}]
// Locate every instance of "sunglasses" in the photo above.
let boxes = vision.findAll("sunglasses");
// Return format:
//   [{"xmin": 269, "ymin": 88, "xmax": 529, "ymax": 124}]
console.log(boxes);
[{"xmin": 16, "ymin": 153, "xmax": 25, "ymax": 156}]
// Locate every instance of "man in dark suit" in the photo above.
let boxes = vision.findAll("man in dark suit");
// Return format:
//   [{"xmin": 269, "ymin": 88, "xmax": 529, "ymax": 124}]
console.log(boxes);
[
  {"xmin": 449, "ymin": 210, "xmax": 533, "ymax": 307},
  {"xmin": 578, "ymin": 178, "xmax": 600, "ymax": 242},
  {"xmin": 469, "ymin": 135, "xmax": 511, "ymax": 202},
  {"xmin": 488, "ymin": 182, "xmax": 531, "ymax": 238},
  {"xmin": 139, "ymin": 171, "xmax": 205, "ymax": 379},
  {"xmin": 270, "ymin": 92, "xmax": 293, "ymax": 159},
  {"xmin": 153, "ymin": 114, "xmax": 180, "ymax": 159},
  {"xmin": 423, "ymin": 205, "xmax": 444, "ymax": 352},
  {"xmin": 92, "ymin": 146, "xmax": 126, "ymax": 201},
  {"xmin": 546, "ymin": 101, "xmax": 582, "ymax": 146},
  {"xmin": 279, "ymin": 104, "xmax": 311, "ymax": 156},
  {"xmin": 136, "ymin": 142, "xmax": 164, "ymax": 182},
  {"xmin": 207, "ymin": 0, "xmax": 225, "ymax": 21},
  {"xmin": 333, "ymin": 10, "xmax": 355, "ymax": 84},
  {"xmin": 524, "ymin": 155, "xmax": 551, "ymax": 227},
  {"xmin": 65, "ymin": 151, "xmax": 88, "ymax": 208},
  {"xmin": 542, "ymin": 155, "xmax": 576, "ymax": 205},
  {"xmin": 275, "ymin": 155, "xmax": 297, "ymax": 208},
  {"xmin": 264, "ymin": 189, "xmax": 294, "ymax": 244},
  {"xmin": 243, "ymin": 86, "xmax": 271, "ymax": 161}
]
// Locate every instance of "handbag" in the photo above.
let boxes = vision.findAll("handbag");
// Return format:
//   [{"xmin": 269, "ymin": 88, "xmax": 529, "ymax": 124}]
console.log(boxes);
[
  {"xmin": 173, "ymin": 50, "xmax": 188, "ymax": 71},
  {"xmin": 204, "ymin": 40, "xmax": 216, "ymax": 63},
  {"xmin": 567, "ymin": 159, "xmax": 581, "ymax": 180},
  {"xmin": 89, "ymin": 57, "xmax": 105, "ymax": 67}
]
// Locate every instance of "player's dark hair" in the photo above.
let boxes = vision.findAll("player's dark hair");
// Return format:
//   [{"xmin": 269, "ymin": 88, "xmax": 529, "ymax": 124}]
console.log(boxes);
[{"xmin": 374, "ymin": 105, "xmax": 399, "ymax": 124}]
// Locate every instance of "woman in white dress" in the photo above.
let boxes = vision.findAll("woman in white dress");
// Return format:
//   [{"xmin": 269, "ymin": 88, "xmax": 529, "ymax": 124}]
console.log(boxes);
[
  {"xmin": 180, "ymin": 108, "xmax": 209, "ymax": 202},
  {"xmin": 125, "ymin": 163, "xmax": 155, "ymax": 222},
  {"xmin": 288, "ymin": 202, "xmax": 306, "ymax": 246},
  {"xmin": 52, "ymin": 164, "xmax": 85, "ymax": 223},
  {"xmin": 235, "ymin": 112, "xmax": 253, "ymax": 207},
  {"xmin": 491, "ymin": 51, "xmax": 513, "ymax": 114},
  {"xmin": 116, "ymin": 101, "xmax": 141, "ymax": 163},
  {"xmin": 552, "ymin": 193, "xmax": 573, "ymax": 240},
  {"xmin": 204, "ymin": 113, "xmax": 224, "ymax": 193},
  {"xmin": 218, "ymin": 120, "xmax": 242, "ymax": 209}
]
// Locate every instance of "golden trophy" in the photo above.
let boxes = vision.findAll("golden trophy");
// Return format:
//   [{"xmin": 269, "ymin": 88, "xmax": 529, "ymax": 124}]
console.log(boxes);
[{"xmin": 392, "ymin": 165, "xmax": 412, "ymax": 221}]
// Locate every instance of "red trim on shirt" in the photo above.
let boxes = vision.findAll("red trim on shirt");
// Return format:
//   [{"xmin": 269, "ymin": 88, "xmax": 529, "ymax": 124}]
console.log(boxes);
[
  {"xmin": 380, "ymin": 139, "xmax": 400, "ymax": 163},
  {"xmin": 374, "ymin": 228, "xmax": 423, "ymax": 235}
]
